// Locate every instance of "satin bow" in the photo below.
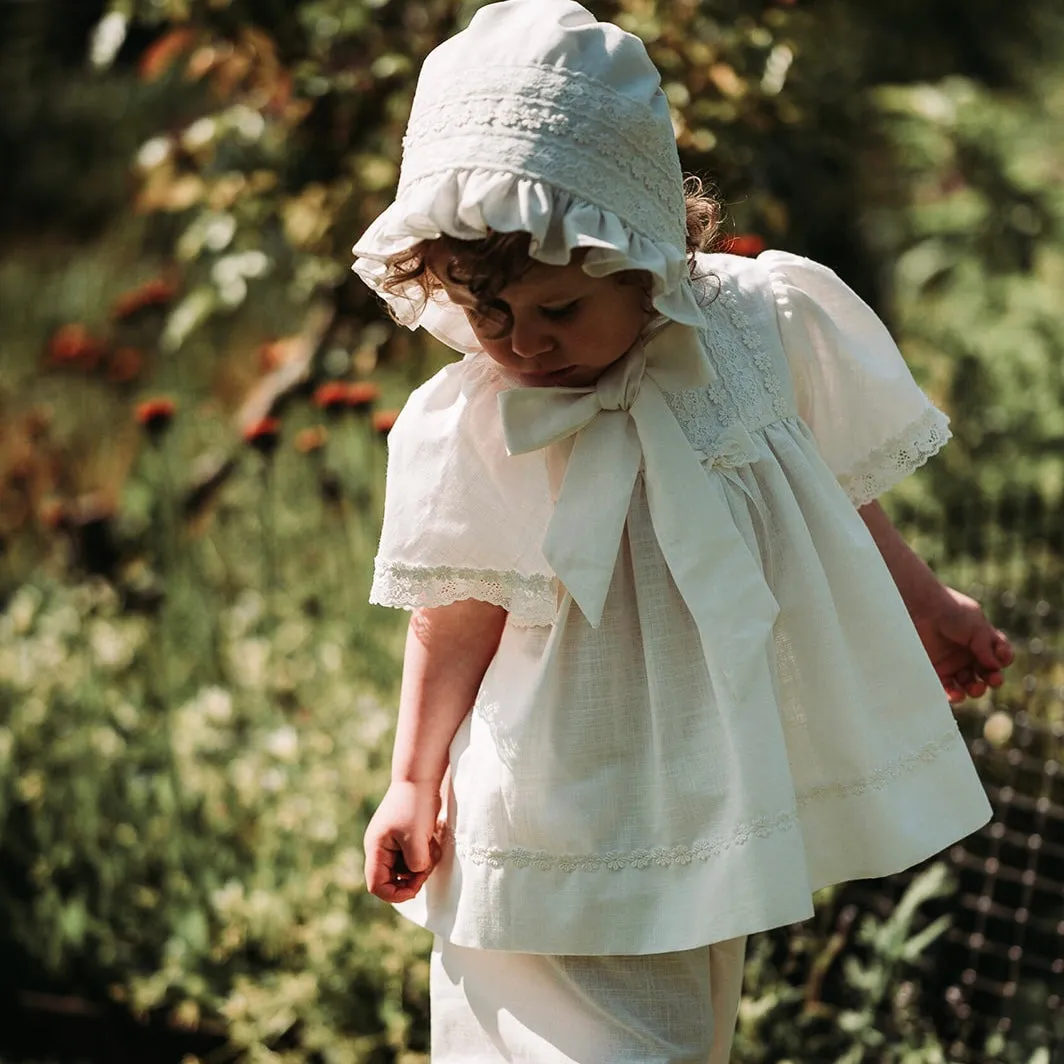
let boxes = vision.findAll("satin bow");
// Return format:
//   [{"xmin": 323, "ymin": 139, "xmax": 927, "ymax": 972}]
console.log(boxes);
[{"xmin": 498, "ymin": 322, "xmax": 779, "ymax": 698}]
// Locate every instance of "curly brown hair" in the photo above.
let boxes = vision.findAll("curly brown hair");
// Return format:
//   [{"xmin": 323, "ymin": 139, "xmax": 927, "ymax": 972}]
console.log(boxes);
[{"xmin": 379, "ymin": 176, "xmax": 719, "ymax": 332}]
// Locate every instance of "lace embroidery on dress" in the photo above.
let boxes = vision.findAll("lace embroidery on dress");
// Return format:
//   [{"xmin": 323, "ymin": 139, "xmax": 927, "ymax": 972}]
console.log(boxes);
[
  {"xmin": 837, "ymin": 406, "xmax": 952, "ymax": 508},
  {"xmin": 663, "ymin": 379, "xmax": 727, "ymax": 453},
  {"xmin": 371, "ymin": 561, "xmax": 557, "ymax": 628},
  {"xmin": 453, "ymin": 727, "xmax": 962, "ymax": 872},
  {"xmin": 662, "ymin": 270, "xmax": 794, "ymax": 451},
  {"xmin": 456, "ymin": 811, "xmax": 800, "ymax": 873},
  {"xmin": 715, "ymin": 287, "xmax": 791, "ymax": 423}
]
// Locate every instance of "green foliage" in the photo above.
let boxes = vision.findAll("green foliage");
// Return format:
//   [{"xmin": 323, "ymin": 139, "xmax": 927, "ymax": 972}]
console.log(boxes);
[
  {"xmin": 2, "ymin": 2, "xmax": 1062, "ymax": 1061},
  {"xmin": 0, "ymin": 389, "xmax": 424, "ymax": 1060},
  {"xmin": 0, "ymin": 572, "xmax": 429, "ymax": 1062},
  {"xmin": 868, "ymin": 74, "xmax": 1064, "ymax": 511},
  {"xmin": 733, "ymin": 867, "xmax": 957, "ymax": 1064}
]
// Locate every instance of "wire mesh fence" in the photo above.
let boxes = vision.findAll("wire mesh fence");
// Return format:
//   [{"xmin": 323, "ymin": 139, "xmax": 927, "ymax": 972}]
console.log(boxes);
[{"xmin": 840, "ymin": 536, "xmax": 1064, "ymax": 1063}]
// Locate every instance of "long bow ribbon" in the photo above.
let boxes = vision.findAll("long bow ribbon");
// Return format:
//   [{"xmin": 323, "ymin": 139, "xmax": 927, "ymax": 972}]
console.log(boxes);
[{"xmin": 498, "ymin": 322, "xmax": 779, "ymax": 698}]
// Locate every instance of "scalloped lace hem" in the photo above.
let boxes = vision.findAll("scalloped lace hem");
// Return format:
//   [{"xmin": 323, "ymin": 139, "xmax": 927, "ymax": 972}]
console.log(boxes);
[
  {"xmin": 453, "ymin": 727, "xmax": 962, "ymax": 873},
  {"xmin": 838, "ymin": 406, "xmax": 952, "ymax": 508},
  {"xmin": 370, "ymin": 561, "xmax": 557, "ymax": 628}
]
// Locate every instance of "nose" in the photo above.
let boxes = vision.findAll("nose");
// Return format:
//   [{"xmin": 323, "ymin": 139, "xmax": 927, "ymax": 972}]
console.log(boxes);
[{"xmin": 509, "ymin": 314, "xmax": 556, "ymax": 359}]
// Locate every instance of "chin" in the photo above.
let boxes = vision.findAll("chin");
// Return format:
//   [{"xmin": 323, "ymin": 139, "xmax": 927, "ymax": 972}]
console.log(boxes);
[{"xmin": 510, "ymin": 365, "xmax": 579, "ymax": 386}]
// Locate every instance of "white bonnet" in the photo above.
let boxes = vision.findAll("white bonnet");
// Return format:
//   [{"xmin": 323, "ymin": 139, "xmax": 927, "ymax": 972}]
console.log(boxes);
[{"xmin": 351, "ymin": 0, "xmax": 702, "ymax": 354}]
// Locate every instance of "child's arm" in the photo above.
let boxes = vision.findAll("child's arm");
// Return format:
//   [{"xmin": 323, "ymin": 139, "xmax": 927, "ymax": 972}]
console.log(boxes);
[
  {"xmin": 364, "ymin": 599, "xmax": 507, "ymax": 903},
  {"xmin": 859, "ymin": 501, "xmax": 1014, "ymax": 703}
]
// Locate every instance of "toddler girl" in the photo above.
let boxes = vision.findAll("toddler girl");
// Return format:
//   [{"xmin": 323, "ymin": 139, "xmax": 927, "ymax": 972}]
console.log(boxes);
[{"xmin": 352, "ymin": 2, "xmax": 1014, "ymax": 1061}]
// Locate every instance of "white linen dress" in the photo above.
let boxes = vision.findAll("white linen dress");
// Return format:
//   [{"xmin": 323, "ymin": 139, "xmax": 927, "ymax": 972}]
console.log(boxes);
[{"xmin": 369, "ymin": 249, "xmax": 992, "ymax": 1057}]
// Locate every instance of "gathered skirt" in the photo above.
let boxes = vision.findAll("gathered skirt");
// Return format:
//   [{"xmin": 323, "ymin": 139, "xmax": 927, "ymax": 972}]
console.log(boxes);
[{"xmin": 430, "ymin": 935, "xmax": 748, "ymax": 1063}]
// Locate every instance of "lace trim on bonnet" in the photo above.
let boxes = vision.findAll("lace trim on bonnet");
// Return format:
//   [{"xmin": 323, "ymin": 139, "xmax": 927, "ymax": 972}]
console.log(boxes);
[{"xmin": 353, "ymin": 169, "xmax": 703, "ymax": 356}]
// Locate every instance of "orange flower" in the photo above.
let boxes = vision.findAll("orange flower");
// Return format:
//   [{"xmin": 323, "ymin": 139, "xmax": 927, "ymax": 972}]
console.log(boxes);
[
  {"xmin": 107, "ymin": 347, "xmax": 145, "ymax": 384},
  {"xmin": 243, "ymin": 417, "xmax": 282, "ymax": 456},
  {"xmin": 264, "ymin": 70, "xmax": 294, "ymax": 118},
  {"xmin": 138, "ymin": 28, "xmax": 197, "ymax": 83},
  {"xmin": 313, "ymin": 381, "xmax": 349, "ymax": 414},
  {"xmin": 135, "ymin": 397, "xmax": 177, "ymax": 438},
  {"xmin": 258, "ymin": 339, "xmax": 288, "ymax": 374},
  {"xmin": 720, "ymin": 234, "xmax": 766, "ymax": 257},
  {"xmin": 294, "ymin": 426, "xmax": 328, "ymax": 454},
  {"xmin": 372, "ymin": 409, "xmax": 400, "ymax": 436},
  {"xmin": 48, "ymin": 324, "xmax": 106, "ymax": 370},
  {"xmin": 111, "ymin": 277, "xmax": 180, "ymax": 320},
  {"xmin": 38, "ymin": 498, "xmax": 68, "ymax": 531},
  {"xmin": 344, "ymin": 381, "xmax": 381, "ymax": 410}
]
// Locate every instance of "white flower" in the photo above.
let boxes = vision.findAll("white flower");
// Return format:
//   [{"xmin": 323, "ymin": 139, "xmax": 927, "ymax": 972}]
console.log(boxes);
[
  {"xmin": 761, "ymin": 44, "xmax": 794, "ymax": 97},
  {"xmin": 228, "ymin": 105, "xmax": 265, "ymax": 144},
  {"xmin": 264, "ymin": 725, "xmax": 299, "ymax": 762},
  {"xmin": 7, "ymin": 587, "xmax": 42, "ymax": 635},
  {"xmin": 216, "ymin": 278, "xmax": 247, "ymax": 307},
  {"xmin": 332, "ymin": 848, "xmax": 364, "ymax": 891},
  {"xmin": 182, "ymin": 117, "xmax": 218, "ymax": 152},
  {"xmin": 211, "ymin": 880, "xmax": 244, "ymax": 916},
  {"xmin": 274, "ymin": 621, "xmax": 308, "ymax": 655},
  {"xmin": 230, "ymin": 758, "xmax": 259, "ymax": 801},
  {"xmin": 320, "ymin": 910, "xmax": 349, "ymax": 937},
  {"xmin": 239, "ymin": 250, "xmax": 270, "ymax": 278},
  {"xmin": 355, "ymin": 695, "xmax": 392, "ymax": 748},
  {"xmin": 260, "ymin": 767, "xmax": 285, "ymax": 792},
  {"xmin": 33, "ymin": 636, "xmax": 65, "ymax": 673},
  {"xmin": 89, "ymin": 620, "xmax": 136, "ymax": 670},
  {"xmin": 203, "ymin": 213, "xmax": 236, "ymax": 252},
  {"xmin": 201, "ymin": 686, "xmax": 233, "ymax": 725},
  {"xmin": 90, "ymin": 726, "xmax": 124, "ymax": 759},
  {"xmin": 136, "ymin": 136, "xmax": 173, "ymax": 171},
  {"xmin": 224, "ymin": 591, "xmax": 265, "ymax": 638},
  {"xmin": 229, "ymin": 638, "xmax": 270, "ymax": 688},
  {"xmin": 90, "ymin": 11, "xmax": 127, "ymax": 69},
  {"xmin": 309, "ymin": 817, "xmax": 337, "ymax": 842},
  {"xmin": 211, "ymin": 255, "xmax": 243, "ymax": 286},
  {"xmin": 908, "ymin": 85, "xmax": 957, "ymax": 125}
]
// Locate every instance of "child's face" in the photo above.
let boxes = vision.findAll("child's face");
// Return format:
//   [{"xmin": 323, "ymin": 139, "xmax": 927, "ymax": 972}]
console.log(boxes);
[{"xmin": 429, "ymin": 251, "xmax": 653, "ymax": 388}]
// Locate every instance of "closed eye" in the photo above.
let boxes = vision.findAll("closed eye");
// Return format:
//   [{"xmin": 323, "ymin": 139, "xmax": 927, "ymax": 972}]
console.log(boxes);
[{"xmin": 540, "ymin": 300, "xmax": 580, "ymax": 321}]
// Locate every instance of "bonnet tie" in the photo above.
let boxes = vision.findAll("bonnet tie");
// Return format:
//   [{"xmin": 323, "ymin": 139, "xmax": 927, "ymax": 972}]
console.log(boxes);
[{"xmin": 499, "ymin": 322, "xmax": 779, "ymax": 699}]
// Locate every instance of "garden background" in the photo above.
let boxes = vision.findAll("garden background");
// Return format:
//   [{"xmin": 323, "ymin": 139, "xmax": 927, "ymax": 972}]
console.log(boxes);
[{"xmin": 1, "ymin": 0, "xmax": 1062, "ymax": 1061}]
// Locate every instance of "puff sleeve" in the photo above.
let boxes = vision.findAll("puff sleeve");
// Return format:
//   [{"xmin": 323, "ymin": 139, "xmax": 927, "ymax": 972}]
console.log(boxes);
[
  {"xmin": 370, "ymin": 356, "xmax": 558, "ymax": 627},
  {"xmin": 762, "ymin": 250, "xmax": 951, "ymax": 507}
]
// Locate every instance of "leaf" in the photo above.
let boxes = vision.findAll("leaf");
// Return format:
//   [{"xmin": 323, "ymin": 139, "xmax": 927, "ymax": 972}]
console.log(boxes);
[
  {"xmin": 900, "ymin": 914, "xmax": 952, "ymax": 963},
  {"xmin": 60, "ymin": 895, "xmax": 88, "ymax": 947},
  {"xmin": 161, "ymin": 288, "xmax": 217, "ymax": 353}
]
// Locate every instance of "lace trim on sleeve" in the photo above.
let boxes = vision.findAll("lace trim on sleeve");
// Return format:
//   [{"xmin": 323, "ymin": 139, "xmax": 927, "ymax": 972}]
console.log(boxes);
[
  {"xmin": 837, "ymin": 406, "xmax": 952, "ymax": 508},
  {"xmin": 370, "ymin": 560, "xmax": 557, "ymax": 628}
]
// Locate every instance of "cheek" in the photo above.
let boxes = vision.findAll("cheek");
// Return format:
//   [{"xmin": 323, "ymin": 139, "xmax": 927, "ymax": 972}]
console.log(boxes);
[
  {"xmin": 582, "ymin": 302, "xmax": 648, "ymax": 362},
  {"xmin": 476, "ymin": 334, "xmax": 514, "ymax": 364}
]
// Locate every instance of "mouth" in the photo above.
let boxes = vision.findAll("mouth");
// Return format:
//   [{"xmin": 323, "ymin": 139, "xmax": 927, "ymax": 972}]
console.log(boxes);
[{"xmin": 517, "ymin": 366, "xmax": 574, "ymax": 386}]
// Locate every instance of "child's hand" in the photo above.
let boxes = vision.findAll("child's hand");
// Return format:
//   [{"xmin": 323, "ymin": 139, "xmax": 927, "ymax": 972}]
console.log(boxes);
[
  {"xmin": 364, "ymin": 781, "xmax": 443, "ymax": 903},
  {"xmin": 913, "ymin": 587, "xmax": 1014, "ymax": 704}
]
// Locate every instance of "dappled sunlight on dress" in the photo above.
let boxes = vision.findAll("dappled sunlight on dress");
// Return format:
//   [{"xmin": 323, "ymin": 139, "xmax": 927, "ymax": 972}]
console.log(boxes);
[{"xmin": 370, "ymin": 250, "xmax": 989, "ymax": 955}]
